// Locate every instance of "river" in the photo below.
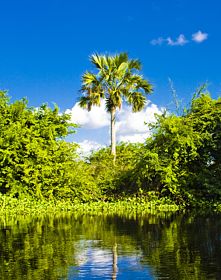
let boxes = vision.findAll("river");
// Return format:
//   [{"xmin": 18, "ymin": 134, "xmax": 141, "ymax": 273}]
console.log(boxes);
[{"xmin": 0, "ymin": 211, "xmax": 221, "ymax": 279}]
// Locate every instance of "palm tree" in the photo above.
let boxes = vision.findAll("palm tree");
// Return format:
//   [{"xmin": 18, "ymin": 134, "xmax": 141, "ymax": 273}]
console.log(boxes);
[{"xmin": 79, "ymin": 53, "xmax": 152, "ymax": 161}]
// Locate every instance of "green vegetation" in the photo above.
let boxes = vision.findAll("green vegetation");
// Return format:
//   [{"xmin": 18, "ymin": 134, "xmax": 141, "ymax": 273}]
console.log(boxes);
[
  {"xmin": 0, "ymin": 71, "xmax": 221, "ymax": 215},
  {"xmin": 84, "ymin": 89, "xmax": 221, "ymax": 210},
  {"xmin": 130, "ymin": 90, "xmax": 221, "ymax": 207},
  {"xmin": 79, "ymin": 53, "xmax": 152, "ymax": 161},
  {"xmin": 0, "ymin": 90, "xmax": 99, "ymax": 205}
]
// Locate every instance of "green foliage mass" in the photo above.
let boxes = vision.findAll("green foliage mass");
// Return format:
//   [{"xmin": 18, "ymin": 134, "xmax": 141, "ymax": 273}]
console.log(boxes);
[
  {"xmin": 88, "ymin": 143, "xmax": 142, "ymax": 197},
  {"xmin": 125, "ymin": 92, "xmax": 221, "ymax": 206},
  {"xmin": 0, "ymin": 88, "xmax": 221, "ymax": 212},
  {"xmin": 87, "ymin": 91, "xmax": 221, "ymax": 209},
  {"xmin": 0, "ymin": 90, "xmax": 99, "ymax": 202}
]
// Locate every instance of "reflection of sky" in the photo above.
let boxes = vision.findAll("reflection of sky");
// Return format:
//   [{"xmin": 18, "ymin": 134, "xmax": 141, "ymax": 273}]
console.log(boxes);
[
  {"xmin": 117, "ymin": 256, "xmax": 155, "ymax": 279},
  {"xmin": 67, "ymin": 246, "xmax": 155, "ymax": 279}
]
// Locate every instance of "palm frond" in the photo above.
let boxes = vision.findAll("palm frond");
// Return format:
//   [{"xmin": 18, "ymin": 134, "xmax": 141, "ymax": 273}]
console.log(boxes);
[
  {"xmin": 82, "ymin": 71, "xmax": 98, "ymax": 85},
  {"xmin": 90, "ymin": 53, "xmax": 106, "ymax": 69},
  {"xmin": 127, "ymin": 92, "xmax": 147, "ymax": 112},
  {"xmin": 78, "ymin": 96, "xmax": 90, "ymax": 109},
  {"xmin": 137, "ymin": 79, "xmax": 153, "ymax": 93},
  {"xmin": 104, "ymin": 55, "xmax": 113, "ymax": 69},
  {"xmin": 117, "ymin": 62, "xmax": 128, "ymax": 77},
  {"xmin": 128, "ymin": 59, "xmax": 141, "ymax": 70},
  {"xmin": 105, "ymin": 97, "xmax": 114, "ymax": 112},
  {"xmin": 81, "ymin": 52, "xmax": 152, "ymax": 113},
  {"xmin": 110, "ymin": 90, "xmax": 122, "ymax": 109},
  {"xmin": 114, "ymin": 53, "xmax": 128, "ymax": 67},
  {"xmin": 79, "ymin": 91, "xmax": 102, "ymax": 111},
  {"xmin": 124, "ymin": 74, "xmax": 153, "ymax": 94}
]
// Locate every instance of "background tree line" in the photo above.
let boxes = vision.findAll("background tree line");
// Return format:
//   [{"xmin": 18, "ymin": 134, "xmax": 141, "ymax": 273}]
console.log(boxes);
[{"xmin": 0, "ymin": 88, "xmax": 221, "ymax": 208}]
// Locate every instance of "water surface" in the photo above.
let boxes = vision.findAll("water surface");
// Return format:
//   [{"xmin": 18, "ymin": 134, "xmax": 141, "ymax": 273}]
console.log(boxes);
[{"xmin": 0, "ymin": 211, "xmax": 221, "ymax": 279}]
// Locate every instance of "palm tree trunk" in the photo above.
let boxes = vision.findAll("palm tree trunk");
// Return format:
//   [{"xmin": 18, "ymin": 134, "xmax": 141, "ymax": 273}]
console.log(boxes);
[{"xmin": 110, "ymin": 108, "xmax": 116, "ymax": 162}]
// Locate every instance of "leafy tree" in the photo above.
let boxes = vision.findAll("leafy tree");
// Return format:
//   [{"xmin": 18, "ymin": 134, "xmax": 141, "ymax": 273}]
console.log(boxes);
[
  {"xmin": 128, "ymin": 92, "xmax": 221, "ymax": 205},
  {"xmin": 79, "ymin": 53, "xmax": 152, "ymax": 161},
  {"xmin": 0, "ymin": 90, "xmax": 100, "ymax": 202},
  {"xmin": 186, "ymin": 93, "xmax": 221, "ymax": 199}
]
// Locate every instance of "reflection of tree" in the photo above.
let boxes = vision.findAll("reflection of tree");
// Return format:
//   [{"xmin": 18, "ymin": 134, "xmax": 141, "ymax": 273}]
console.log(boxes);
[
  {"xmin": 0, "ymin": 213, "xmax": 220, "ymax": 279},
  {"xmin": 137, "ymin": 214, "xmax": 221, "ymax": 279},
  {"xmin": 139, "ymin": 216, "xmax": 207, "ymax": 279},
  {"xmin": 0, "ymin": 215, "xmax": 78, "ymax": 279}
]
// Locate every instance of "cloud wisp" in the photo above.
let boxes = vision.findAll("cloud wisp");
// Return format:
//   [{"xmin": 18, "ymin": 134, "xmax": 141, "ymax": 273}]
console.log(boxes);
[
  {"xmin": 167, "ymin": 34, "xmax": 188, "ymax": 46},
  {"xmin": 151, "ymin": 30, "xmax": 208, "ymax": 46},
  {"xmin": 150, "ymin": 37, "xmax": 165, "ymax": 46}
]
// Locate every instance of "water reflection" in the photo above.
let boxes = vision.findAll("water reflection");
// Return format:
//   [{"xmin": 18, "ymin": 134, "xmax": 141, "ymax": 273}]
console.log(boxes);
[
  {"xmin": 71, "ymin": 245, "xmax": 113, "ymax": 279},
  {"xmin": 0, "ymin": 212, "xmax": 221, "ymax": 279},
  {"xmin": 70, "ymin": 242, "xmax": 153, "ymax": 279}
]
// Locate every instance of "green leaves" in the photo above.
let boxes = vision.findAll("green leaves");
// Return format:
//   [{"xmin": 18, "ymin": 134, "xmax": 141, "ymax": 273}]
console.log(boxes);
[
  {"xmin": 90, "ymin": 53, "xmax": 106, "ymax": 69},
  {"xmin": 82, "ymin": 71, "xmax": 98, "ymax": 86},
  {"xmin": 1, "ymin": 89, "xmax": 221, "ymax": 209},
  {"xmin": 117, "ymin": 62, "xmax": 128, "ymax": 75},
  {"xmin": 80, "ymin": 53, "xmax": 152, "ymax": 112},
  {"xmin": 127, "ymin": 91, "xmax": 147, "ymax": 112},
  {"xmin": 128, "ymin": 92, "xmax": 221, "ymax": 205},
  {"xmin": 0, "ymin": 91, "xmax": 82, "ymax": 200}
]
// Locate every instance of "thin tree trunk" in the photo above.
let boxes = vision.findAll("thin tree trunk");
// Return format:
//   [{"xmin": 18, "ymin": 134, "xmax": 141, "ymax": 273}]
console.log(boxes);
[{"xmin": 110, "ymin": 108, "xmax": 116, "ymax": 162}]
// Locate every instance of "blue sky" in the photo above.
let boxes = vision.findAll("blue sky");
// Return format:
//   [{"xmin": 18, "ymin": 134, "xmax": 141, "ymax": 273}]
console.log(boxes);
[{"xmin": 1, "ymin": 0, "xmax": 221, "ymax": 150}]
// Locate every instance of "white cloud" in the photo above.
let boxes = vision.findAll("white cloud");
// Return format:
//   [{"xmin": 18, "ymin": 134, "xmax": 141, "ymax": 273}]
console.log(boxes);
[
  {"xmin": 116, "ymin": 102, "xmax": 164, "ymax": 143},
  {"xmin": 78, "ymin": 140, "xmax": 103, "ymax": 152},
  {"xmin": 192, "ymin": 30, "xmax": 208, "ymax": 43},
  {"xmin": 90, "ymin": 248, "xmax": 112, "ymax": 264},
  {"xmin": 67, "ymin": 101, "xmax": 162, "ymax": 132},
  {"xmin": 118, "ymin": 133, "xmax": 149, "ymax": 143},
  {"xmin": 77, "ymin": 140, "xmax": 104, "ymax": 156},
  {"xmin": 66, "ymin": 100, "xmax": 109, "ymax": 129},
  {"xmin": 116, "ymin": 102, "xmax": 162, "ymax": 134},
  {"xmin": 167, "ymin": 34, "xmax": 188, "ymax": 46}
]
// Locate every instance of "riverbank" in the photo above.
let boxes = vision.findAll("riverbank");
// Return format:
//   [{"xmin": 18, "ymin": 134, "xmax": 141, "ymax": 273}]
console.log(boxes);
[
  {"xmin": 0, "ymin": 195, "xmax": 180, "ymax": 217},
  {"xmin": 1, "ymin": 194, "xmax": 220, "ymax": 218}
]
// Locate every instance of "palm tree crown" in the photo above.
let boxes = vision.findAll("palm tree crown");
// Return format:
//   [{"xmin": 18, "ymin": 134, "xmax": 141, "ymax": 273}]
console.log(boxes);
[{"xmin": 79, "ymin": 52, "xmax": 152, "ymax": 160}]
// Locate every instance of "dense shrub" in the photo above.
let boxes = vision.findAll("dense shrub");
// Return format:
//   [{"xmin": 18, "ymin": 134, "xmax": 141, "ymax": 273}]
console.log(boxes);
[
  {"xmin": 128, "ymin": 93, "xmax": 221, "ymax": 205},
  {"xmin": 0, "ymin": 91, "xmax": 99, "ymax": 202}
]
